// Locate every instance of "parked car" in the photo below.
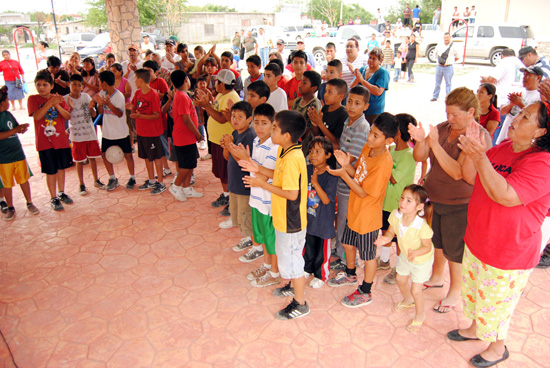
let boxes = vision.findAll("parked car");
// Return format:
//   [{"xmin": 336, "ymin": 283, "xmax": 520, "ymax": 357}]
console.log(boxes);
[
  {"xmin": 150, "ymin": 33, "xmax": 168, "ymax": 49},
  {"xmin": 60, "ymin": 32, "xmax": 97, "ymax": 54},
  {"xmin": 79, "ymin": 32, "xmax": 157, "ymax": 62},
  {"xmin": 278, "ymin": 25, "xmax": 309, "ymax": 43},
  {"xmin": 420, "ymin": 23, "xmax": 537, "ymax": 66},
  {"xmin": 244, "ymin": 25, "xmax": 284, "ymax": 49}
]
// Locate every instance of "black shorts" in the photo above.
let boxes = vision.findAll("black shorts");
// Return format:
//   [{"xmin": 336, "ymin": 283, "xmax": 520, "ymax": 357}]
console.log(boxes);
[
  {"xmin": 341, "ymin": 220, "xmax": 379, "ymax": 261},
  {"xmin": 382, "ymin": 210, "xmax": 397, "ymax": 242},
  {"xmin": 101, "ymin": 136, "xmax": 133, "ymax": 154},
  {"xmin": 175, "ymin": 144, "xmax": 199, "ymax": 169},
  {"xmin": 137, "ymin": 135, "xmax": 164, "ymax": 161},
  {"xmin": 211, "ymin": 142, "xmax": 228, "ymax": 184},
  {"xmin": 403, "ymin": 18, "xmax": 410, "ymax": 26},
  {"xmin": 38, "ymin": 148, "xmax": 73, "ymax": 175}
]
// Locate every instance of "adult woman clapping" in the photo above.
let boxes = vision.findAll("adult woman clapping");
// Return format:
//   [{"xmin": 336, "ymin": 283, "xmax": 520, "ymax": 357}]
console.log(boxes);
[
  {"xmin": 448, "ymin": 101, "xmax": 550, "ymax": 367},
  {"xmin": 409, "ymin": 87, "xmax": 491, "ymax": 313},
  {"xmin": 341, "ymin": 38, "xmax": 367, "ymax": 86},
  {"xmin": 351, "ymin": 47, "xmax": 390, "ymax": 123}
]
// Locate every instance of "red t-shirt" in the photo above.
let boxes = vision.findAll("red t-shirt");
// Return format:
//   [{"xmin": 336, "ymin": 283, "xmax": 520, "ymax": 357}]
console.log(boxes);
[
  {"xmin": 283, "ymin": 76, "xmax": 301, "ymax": 101},
  {"xmin": 277, "ymin": 75, "xmax": 288, "ymax": 90},
  {"xmin": 213, "ymin": 68, "xmax": 241, "ymax": 79},
  {"xmin": 465, "ymin": 140, "xmax": 550, "ymax": 270},
  {"xmin": 132, "ymin": 89, "xmax": 164, "ymax": 137},
  {"xmin": 27, "ymin": 95, "xmax": 70, "ymax": 151},
  {"xmin": 149, "ymin": 78, "xmax": 169, "ymax": 131},
  {"xmin": 172, "ymin": 90, "xmax": 199, "ymax": 146},
  {"xmin": 479, "ymin": 104, "xmax": 500, "ymax": 136}
]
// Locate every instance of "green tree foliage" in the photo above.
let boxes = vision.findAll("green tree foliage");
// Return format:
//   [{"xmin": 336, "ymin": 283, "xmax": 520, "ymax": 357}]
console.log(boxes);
[
  {"xmin": 84, "ymin": 0, "xmax": 107, "ymax": 29},
  {"xmin": 186, "ymin": 4, "xmax": 236, "ymax": 12},
  {"xmin": 308, "ymin": 1, "xmax": 375, "ymax": 26},
  {"xmin": 385, "ymin": 0, "xmax": 441, "ymax": 25}
]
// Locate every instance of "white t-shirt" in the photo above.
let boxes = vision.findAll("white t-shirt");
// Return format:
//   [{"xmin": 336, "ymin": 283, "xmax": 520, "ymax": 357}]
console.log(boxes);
[
  {"xmin": 435, "ymin": 41, "xmax": 459, "ymax": 66},
  {"xmin": 121, "ymin": 59, "xmax": 144, "ymax": 100},
  {"xmin": 161, "ymin": 54, "xmax": 181, "ymax": 71},
  {"xmin": 249, "ymin": 137, "xmax": 279, "ymax": 215},
  {"xmin": 141, "ymin": 42, "xmax": 155, "ymax": 53},
  {"xmin": 100, "ymin": 89, "xmax": 129, "ymax": 140},
  {"xmin": 64, "ymin": 93, "xmax": 97, "ymax": 142},
  {"xmin": 256, "ymin": 33, "xmax": 267, "ymax": 49},
  {"xmin": 496, "ymin": 89, "xmax": 541, "ymax": 145},
  {"xmin": 341, "ymin": 54, "xmax": 368, "ymax": 86},
  {"xmin": 491, "ymin": 56, "xmax": 524, "ymax": 103},
  {"xmin": 267, "ymin": 88, "xmax": 288, "ymax": 113}
]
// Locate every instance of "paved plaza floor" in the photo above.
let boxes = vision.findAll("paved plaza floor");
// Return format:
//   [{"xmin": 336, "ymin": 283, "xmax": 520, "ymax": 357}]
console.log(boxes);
[{"xmin": 0, "ymin": 61, "xmax": 549, "ymax": 367}]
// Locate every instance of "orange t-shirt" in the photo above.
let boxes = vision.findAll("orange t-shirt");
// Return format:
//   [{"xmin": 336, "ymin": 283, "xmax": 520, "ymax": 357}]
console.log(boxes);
[{"xmin": 347, "ymin": 145, "xmax": 393, "ymax": 234}]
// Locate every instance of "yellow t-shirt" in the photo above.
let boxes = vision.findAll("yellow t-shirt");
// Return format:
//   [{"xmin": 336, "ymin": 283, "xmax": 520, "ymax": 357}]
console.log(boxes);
[
  {"xmin": 271, "ymin": 145, "xmax": 308, "ymax": 233},
  {"xmin": 206, "ymin": 90, "xmax": 240, "ymax": 145},
  {"xmin": 347, "ymin": 145, "xmax": 393, "ymax": 234},
  {"xmin": 388, "ymin": 210, "xmax": 434, "ymax": 264}
]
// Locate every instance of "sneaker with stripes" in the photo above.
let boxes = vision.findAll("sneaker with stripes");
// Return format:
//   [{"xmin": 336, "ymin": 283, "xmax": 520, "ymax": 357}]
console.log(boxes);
[
  {"xmin": 272, "ymin": 281, "xmax": 295, "ymax": 297},
  {"xmin": 276, "ymin": 298, "xmax": 310, "ymax": 320}
]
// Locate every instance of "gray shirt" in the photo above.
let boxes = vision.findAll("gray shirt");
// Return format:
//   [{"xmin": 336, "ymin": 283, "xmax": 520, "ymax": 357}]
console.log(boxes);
[{"xmin": 337, "ymin": 115, "xmax": 370, "ymax": 195}]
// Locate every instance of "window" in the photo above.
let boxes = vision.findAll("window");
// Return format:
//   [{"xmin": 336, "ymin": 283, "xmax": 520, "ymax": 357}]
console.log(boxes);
[
  {"xmin": 204, "ymin": 24, "xmax": 214, "ymax": 35},
  {"xmin": 342, "ymin": 28, "xmax": 359, "ymax": 40},
  {"xmin": 499, "ymin": 26, "xmax": 527, "ymax": 38},
  {"xmin": 453, "ymin": 27, "xmax": 474, "ymax": 38},
  {"xmin": 82, "ymin": 34, "xmax": 96, "ymax": 41},
  {"xmin": 477, "ymin": 26, "xmax": 494, "ymax": 38}
]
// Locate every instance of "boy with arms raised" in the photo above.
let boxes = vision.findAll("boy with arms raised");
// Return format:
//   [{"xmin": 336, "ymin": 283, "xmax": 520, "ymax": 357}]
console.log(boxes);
[
  {"xmin": 308, "ymin": 78, "xmax": 349, "ymax": 149},
  {"xmin": 94, "ymin": 70, "xmax": 136, "ymax": 191},
  {"xmin": 64, "ymin": 74, "xmax": 104, "ymax": 194},
  {"xmin": 219, "ymin": 102, "xmax": 257, "ymax": 256},
  {"xmin": 127, "ymin": 69, "xmax": 166, "ymax": 194},
  {"xmin": 330, "ymin": 86, "xmax": 371, "ymax": 271},
  {"xmin": 168, "ymin": 70, "xmax": 204, "ymax": 201},
  {"xmin": 241, "ymin": 110, "xmax": 310, "ymax": 320},
  {"xmin": 28, "ymin": 71, "xmax": 73, "ymax": 211},
  {"xmin": 327, "ymin": 112, "xmax": 398, "ymax": 307},
  {"xmin": 263, "ymin": 63, "xmax": 288, "ymax": 112}
]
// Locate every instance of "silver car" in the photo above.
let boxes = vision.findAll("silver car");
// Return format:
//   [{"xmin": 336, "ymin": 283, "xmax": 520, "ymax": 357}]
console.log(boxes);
[{"xmin": 60, "ymin": 33, "xmax": 97, "ymax": 54}]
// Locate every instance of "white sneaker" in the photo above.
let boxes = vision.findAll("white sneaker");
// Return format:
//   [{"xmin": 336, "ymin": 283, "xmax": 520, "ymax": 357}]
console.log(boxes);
[
  {"xmin": 183, "ymin": 187, "xmax": 203, "ymax": 198},
  {"xmin": 219, "ymin": 218, "xmax": 235, "ymax": 229},
  {"xmin": 199, "ymin": 141, "xmax": 207, "ymax": 150},
  {"xmin": 201, "ymin": 153, "xmax": 212, "ymax": 161},
  {"xmin": 169, "ymin": 184, "xmax": 187, "ymax": 202},
  {"xmin": 309, "ymin": 277, "xmax": 325, "ymax": 289}
]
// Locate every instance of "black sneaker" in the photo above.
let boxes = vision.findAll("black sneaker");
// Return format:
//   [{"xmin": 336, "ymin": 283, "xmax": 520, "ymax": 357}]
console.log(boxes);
[
  {"xmin": 126, "ymin": 177, "xmax": 136, "ymax": 190},
  {"xmin": 151, "ymin": 182, "xmax": 167, "ymax": 195},
  {"xmin": 0, "ymin": 200, "xmax": 8, "ymax": 213},
  {"xmin": 94, "ymin": 180, "xmax": 106, "ymax": 190},
  {"xmin": 50, "ymin": 197, "xmax": 64, "ymax": 211},
  {"xmin": 79, "ymin": 184, "xmax": 87, "ymax": 196},
  {"xmin": 58, "ymin": 192, "xmax": 73, "ymax": 205},
  {"xmin": 276, "ymin": 298, "xmax": 310, "ymax": 320},
  {"xmin": 330, "ymin": 258, "xmax": 346, "ymax": 272},
  {"xmin": 106, "ymin": 178, "xmax": 119, "ymax": 191},
  {"xmin": 138, "ymin": 180, "xmax": 156, "ymax": 190},
  {"xmin": 537, "ymin": 254, "xmax": 550, "ymax": 269},
  {"xmin": 273, "ymin": 281, "xmax": 295, "ymax": 297},
  {"xmin": 211, "ymin": 193, "xmax": 229, "ymax": 208},
  {"xmin": 219, "ymin": 204, "xmax": 230, "ymax": 217}
]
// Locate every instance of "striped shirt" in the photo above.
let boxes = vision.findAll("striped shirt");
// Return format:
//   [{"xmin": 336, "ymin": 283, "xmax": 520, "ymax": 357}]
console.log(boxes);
[
  {"xmin": 382, "ymin": 46, "xmax": 394, "ymax": 65},
  {"xmin": 337, "ymin": 115, "xmax": 370, "ymax": 195},
  {"xmin": 249, "ymin": 137, "xmax": 279, "ymax": 215}
]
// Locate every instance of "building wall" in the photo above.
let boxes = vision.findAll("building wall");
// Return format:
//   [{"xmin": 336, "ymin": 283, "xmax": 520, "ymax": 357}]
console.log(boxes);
[
  {"xmin": 173, "ymin": 12, "xmax": 274, "ymax": 43},
  {"xmin": 441, "ymin": 0, "xmax": 550, "ymax": 43}
]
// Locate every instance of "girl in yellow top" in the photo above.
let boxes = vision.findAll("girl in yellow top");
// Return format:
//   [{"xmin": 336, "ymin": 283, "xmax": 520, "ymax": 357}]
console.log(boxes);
[{"xmin": 375, "ymin": 184, "xmax": 434, "ymax": 333}]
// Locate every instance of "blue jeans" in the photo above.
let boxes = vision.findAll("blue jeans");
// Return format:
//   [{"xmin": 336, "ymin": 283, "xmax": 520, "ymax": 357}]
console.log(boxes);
[
  {"xmin": 393, "ymin": 67, "xmax": 400, "ymax": 81},
  {"xmin": 383, "ymin": 64, "xmax": 392, "ymax": 73},
  {"xmin": 260, "ymin": 47, "xmax": 269, "ymax": 67},
  {"xmin": 433, "ymin": 64, "xmax": 454, "ymax": 99},
  {"xmin": 432, "ymin": 18, "xmax": 438, "ymax": 29}
]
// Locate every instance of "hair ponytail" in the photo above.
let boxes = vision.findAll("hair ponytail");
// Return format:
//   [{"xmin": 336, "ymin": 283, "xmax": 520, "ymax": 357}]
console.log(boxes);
[{"xmin": 404, "ymin": 184, "xmax": 433, "ymax": 226}]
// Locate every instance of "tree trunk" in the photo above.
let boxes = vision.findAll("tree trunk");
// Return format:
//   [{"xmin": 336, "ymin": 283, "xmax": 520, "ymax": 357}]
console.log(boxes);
[{"xmin": 105, "ymin": 0, "xmax": 141, "ymax": 61}]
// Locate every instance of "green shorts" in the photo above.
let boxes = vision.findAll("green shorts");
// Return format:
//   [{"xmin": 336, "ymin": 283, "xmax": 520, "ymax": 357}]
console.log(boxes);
[{"xmin": 251, "ymin": 207, "xmax": 276, "ymax": 255}]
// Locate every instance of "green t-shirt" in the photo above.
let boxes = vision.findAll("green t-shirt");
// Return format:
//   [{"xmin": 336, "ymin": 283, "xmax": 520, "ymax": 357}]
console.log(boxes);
[
  {"xmin": 0, "ymin": 111, "xmax": 25, "ymax": 164},
  {"xmin": 382, "ymin": 145, "xmax": 416, "ymax": 212}
]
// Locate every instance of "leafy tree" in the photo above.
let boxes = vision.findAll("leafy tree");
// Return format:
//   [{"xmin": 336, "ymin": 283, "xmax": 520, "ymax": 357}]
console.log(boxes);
[
  {"xmin": 84, "ymin": 0, "xmax": 107, "ymax": 29},
  {"xmin": 186, "ymin": 4, "xmax": 236, "ymax": 12},
  {"xmin": 30, "ymin": 12, "xmax": 49, "ymax": 39},
  {"xmin": 308, "ymin": 1, "xmax": 375, "ymax": 26},
  {"xmin": 385, "ymin": 0, "xmax": 441, "ymax": 25},
  {"xmin": 162, "ymin": 0, "xmax": 187, "ymax": 36},
  {"xmin": 341, "ymin": 3, "xmax": 375, "ymax": 25}
]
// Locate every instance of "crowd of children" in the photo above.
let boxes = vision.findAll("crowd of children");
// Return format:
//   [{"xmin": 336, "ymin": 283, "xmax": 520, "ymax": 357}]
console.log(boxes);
[{"xmin": 0, "ymin": 41, "xmax": 438, "ymax": 328}]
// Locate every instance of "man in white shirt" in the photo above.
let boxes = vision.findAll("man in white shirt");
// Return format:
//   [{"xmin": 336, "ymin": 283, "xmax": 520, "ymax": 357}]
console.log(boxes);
[
  {"xmin": 480, "ymin": 49, "xmax": 523, "ymax": 103},
  {"xmin": 160, "ymin": 39, "xmax": 181, "ymax": 71},
  {"xmin": 376, "ymin": 9, "xmax": 385, "ymax": 33},
  {"xmin": 121, "ymin": 43, "xmax": 144, "ymax": 146},
  {"xmin": 431, "ymin": 33, "xmax": 459, "ymax": 101},
  {"xmin": 141, "ymin": 35, "xmax": 155, "ymax": 55}
]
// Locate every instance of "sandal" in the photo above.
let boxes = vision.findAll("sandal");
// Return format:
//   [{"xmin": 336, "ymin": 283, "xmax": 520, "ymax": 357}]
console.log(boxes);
[
  {"xmin": 433, "ymin": 300, "xmax": 456, "ymax": 313},
  {"xmin": 407, "ymin": 319, "xmax": 423, "ymax": 333},
  {"xmin": 422, "ymin": 283, "xmax": 444, "ymax": 290},
  {"xmin": 393, "ymin": 300, "xmax": 415, "ymax": 312}
]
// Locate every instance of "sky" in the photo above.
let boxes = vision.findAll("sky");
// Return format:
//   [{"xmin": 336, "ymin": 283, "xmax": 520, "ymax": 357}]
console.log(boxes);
[{"xmin": 2, "ymin": 0, "xmax": 394, "ymax": 18}]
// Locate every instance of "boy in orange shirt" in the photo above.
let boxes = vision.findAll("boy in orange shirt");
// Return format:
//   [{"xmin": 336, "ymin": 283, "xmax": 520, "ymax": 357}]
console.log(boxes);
[{"xmin": 327, "ymin": 112, "xmax": 399, "ymax": 308}]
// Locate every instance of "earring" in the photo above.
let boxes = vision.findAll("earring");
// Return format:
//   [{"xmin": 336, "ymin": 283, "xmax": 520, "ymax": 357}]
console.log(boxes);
[
  {"xmin": 419, "ymin": 209, "xmax": 425, "ymax": 216},
  {"xmin": 532, "ymin": 138, "xmax": 536, "ymax": 146}
]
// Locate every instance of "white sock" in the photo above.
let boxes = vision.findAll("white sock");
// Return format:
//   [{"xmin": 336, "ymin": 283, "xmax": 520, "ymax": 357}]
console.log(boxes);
[
  {"xmin": 395, "ymin": 254, "xmax": 400, "ymax": 266},
  {"xmin": 252, "ymin": 245, "xmax": 262, "ymax": 251},
  {"xmin": 148, "ymin": 179, "xmax": 156, "ymax": 184},
  {"xmin": 263, "ymin": 263, "xmax": 272, "ymax": 269},
  {"xmin": 109, "ymin": 174, "xmax": 116, "ymax": 180},
  {"xmin": 223, "ymin": 192, "xmax": 229, "ymax": 197},
  {"xmin": 270, "ymin": 271, "xmax": 279, "ymax": 277},
  {"xmin": 130, "ymin": 175, "xmax": 135, "ymax": 180},
  {"xmin": 380, "ymin": 246, "xmax": 391, "ymax": 263},
  {"xmin": 0, "ymin": 197, "xmax": 5, "ymax": 201},
  {"xmin": 172, "ymin": 184, "xmax": 181, "ymax": 189}
]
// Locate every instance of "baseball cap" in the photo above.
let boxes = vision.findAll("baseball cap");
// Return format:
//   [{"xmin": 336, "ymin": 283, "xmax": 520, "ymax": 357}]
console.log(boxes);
[
  {"xmin": 128, "ymin": 44, "xmax": 139, "ymax": 51},
  {"xmin": 165, "ymin": 39, "xmax": 176, "ymax": 46},
  {"xmin": 296, "ymin": 36, "xmax": 304, "ymax": 43},
  {"xmin": 215, "ymin": 69, "xmax": 235, "ymax": 85},
  {"xmin": 276, "ymin": 39, "xmax": 285, "ymax": 45},
  {"xmin": 518, "ymin": 46, "xmax": 535, "ymax": 59},
  {"xmin": 520, "ymin": 65, "xmax": 544, "ymax": 77}
]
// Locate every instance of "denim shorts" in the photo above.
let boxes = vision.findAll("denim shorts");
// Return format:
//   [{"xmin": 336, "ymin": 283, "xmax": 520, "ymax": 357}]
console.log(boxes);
[{"xmin": 275, "ymin": 228, "xmax": 306, "ymax": 279}]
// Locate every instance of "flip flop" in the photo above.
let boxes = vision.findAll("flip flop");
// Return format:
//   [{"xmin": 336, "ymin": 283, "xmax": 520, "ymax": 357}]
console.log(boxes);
[
  {"xmin": 393, "ymin": 300, "xmax": 415, "ymax": 312},
  {"xmin": 433, "ymin": 300, "xmax": 456, "ymax": 313},
  {"xmin": 407, "ymin": 319, "xmax": 423, "ymax": 333},
  {"xmin": 423, "ymin": 283, "xmax": 444, "ymax": 290}
]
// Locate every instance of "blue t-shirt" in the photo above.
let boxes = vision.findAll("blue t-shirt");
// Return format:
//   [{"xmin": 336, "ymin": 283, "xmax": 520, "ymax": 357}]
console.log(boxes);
[
  {"xmin": 306, "ymin": 165, "xmax": 337, "ymax": 239},
  {"xmin": 358, "ymin": 66, "xmax": 389, "ymax": 115},
  {"xmin": 412, "ymin": 8, "xmax": 421, "ymax": 18},
  {"xmin": 227, "ymin": 128, "xmax": 256, "ymax": 195}
]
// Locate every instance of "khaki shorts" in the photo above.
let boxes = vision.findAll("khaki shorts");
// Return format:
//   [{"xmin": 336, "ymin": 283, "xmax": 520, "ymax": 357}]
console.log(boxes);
[
  {"xmin": 229, "ymin": 192, "xmax": 252, "ymax": 238},
  {"xmin": 396, "ymin": 253, "xmax": 434, "ymax": 284}
]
